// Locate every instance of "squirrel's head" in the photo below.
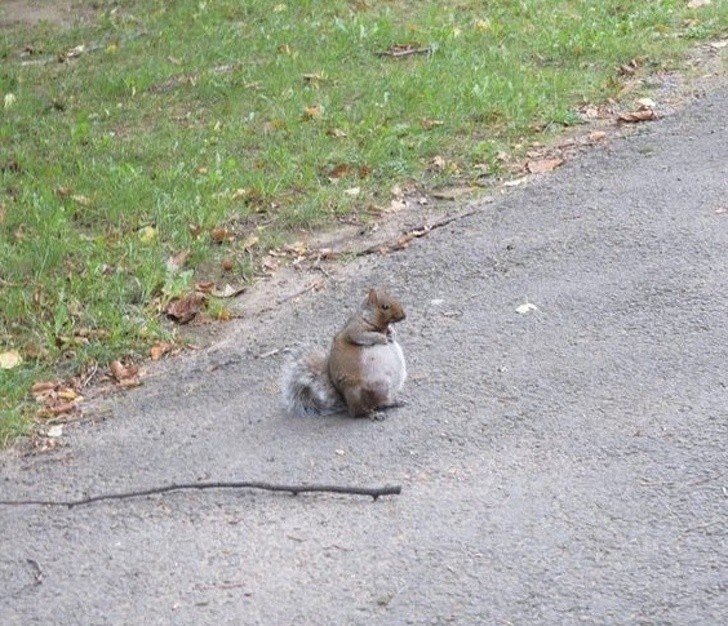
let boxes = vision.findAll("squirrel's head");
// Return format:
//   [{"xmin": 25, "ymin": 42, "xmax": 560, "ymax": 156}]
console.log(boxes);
[{"xmin": 366, "ymin": 288, "xmax": 406, "ymax": 323}]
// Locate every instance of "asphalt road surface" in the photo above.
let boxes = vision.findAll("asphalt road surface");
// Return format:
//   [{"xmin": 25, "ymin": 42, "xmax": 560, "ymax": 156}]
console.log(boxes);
[{"xmin": 1, "ymin": 85, "xmax": 727, "ymax": 625}]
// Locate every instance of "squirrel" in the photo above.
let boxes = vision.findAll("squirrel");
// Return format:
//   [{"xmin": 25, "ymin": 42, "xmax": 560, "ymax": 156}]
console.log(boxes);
[{"xmin": 281, "ymin": 288, "xmax": 407, "ymax": 418}]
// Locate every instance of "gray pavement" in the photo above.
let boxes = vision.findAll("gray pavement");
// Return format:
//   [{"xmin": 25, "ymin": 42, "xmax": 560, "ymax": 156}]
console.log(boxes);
[{"xmin": 1, "ymin": 85, "xmax": 727, "ymax": 625}]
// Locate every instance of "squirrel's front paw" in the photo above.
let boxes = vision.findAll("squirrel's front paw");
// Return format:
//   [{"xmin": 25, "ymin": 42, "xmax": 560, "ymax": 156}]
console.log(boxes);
[{"xmin": 368, "ymin": 410, "xmax": 387, "ymax": 421}]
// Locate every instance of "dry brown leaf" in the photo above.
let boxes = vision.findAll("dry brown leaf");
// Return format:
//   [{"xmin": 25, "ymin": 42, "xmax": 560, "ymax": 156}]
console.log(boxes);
[
  {"xmin": 47, "ymin": 401, "xmax": 78, "ymax": 415},
  {"xmin": 150, "ymin": 342, "xmax": 174, "ymax": 361},
  {"xmin": 109, "ymin": 360, "xmax": 138, "ymax": 382},
  {"xmin": 303, "ymin": 104, "xmax": 323, "ymax": 120},
  {"xmin": 302, "ymin": 72, "xmax": 325, "ymax": 86},
  {"xmin": 329, "ymin": 163, "xmax": 351, "ymax": 180},
  {"xmin": 421, "ymin": 118, "xmax": 444, "ymax": 130},
  {"xmin": 617, "ymin": 107, "xmax": 657, "ymax": 124},
  {"xmin": 57, "ymin": 388, "xmax": 81, "ymax": 401},
  {"xmin": 31, "ymin": 381, "xmax": 60, "ymax": 395},
  {"xmin": 55, "ymin": 186, "xmax": 73, "ymax": 198},
  {"xmin": 195, "ymin": 281, "xmax": 215, "ymax": 294},
  {"xmin": 211, "ymin": 227, "xmax": 233, "ymax": 244},
  {"xmin": 221, "ymin": 258, "xmax": 235, "ymax": 272},
  {"xmin": 164, "ymin": 292, "xmax": 206, "ymax": 324},
  {"xmin": 327, "ymin": 127, "xmax": 347, "ymax": 139},
  {"xmin": 118, "ymin": 377, "xmax": 142, "ymax": 389},
  {"xmin": 588, "ymin": 131, "xmax": 608, "ymax": 142},
  {"xmin": 166, "ymin": 249, "xmax": 190, "ymax": 272},
  {"xmin": 526, "ymin": 158, "xmax": 565, "ymax": 174}
]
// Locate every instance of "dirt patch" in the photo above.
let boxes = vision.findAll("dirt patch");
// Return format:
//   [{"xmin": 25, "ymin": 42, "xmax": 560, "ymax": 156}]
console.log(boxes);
[{"xmin": 0, "ymin": 0, "xmax": 83, "ymax": 29}]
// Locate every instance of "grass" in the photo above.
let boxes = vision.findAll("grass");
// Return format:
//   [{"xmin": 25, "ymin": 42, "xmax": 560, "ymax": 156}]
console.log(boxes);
[{"xmin": 1, "ymin": 0, "xmax": 726, "ymax": 444}]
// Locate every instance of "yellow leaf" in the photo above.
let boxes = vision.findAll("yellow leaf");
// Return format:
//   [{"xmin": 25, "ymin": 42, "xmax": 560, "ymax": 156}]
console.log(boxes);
[{"xmin": 138, "ymin": 225, "xmax": 157, "ymax": 243}]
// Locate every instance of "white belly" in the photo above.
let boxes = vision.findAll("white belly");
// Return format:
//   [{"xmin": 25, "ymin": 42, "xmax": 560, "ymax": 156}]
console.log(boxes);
[{"xmin": 359, "ymin": 340, "xmax": 407, "ymax": 403}]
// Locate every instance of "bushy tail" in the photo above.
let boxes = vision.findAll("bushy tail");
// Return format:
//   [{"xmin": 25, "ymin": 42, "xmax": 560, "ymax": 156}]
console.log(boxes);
[{"xmin": 281, "ymin": 347, "xmax": 345, "ymax": 417}]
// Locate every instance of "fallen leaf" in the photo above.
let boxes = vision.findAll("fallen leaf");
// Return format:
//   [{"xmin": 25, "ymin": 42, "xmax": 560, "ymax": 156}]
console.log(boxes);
[
  {"xmin": 617, "ymin": 106, "xmax": 657, "ymax": 123},
  {"xmin": 329, "ymin": 163, "xmax": 351, "ymax": 180},
  {"xmin": 687, "ymin": 0, "xmax": 711, "ymax": 8},
  {"xmin": 47, "ymin": 425, "xmax": 64, "ymax": 438},
  {"xmin": 221, "ymin": 258, "xmax": 235, "ymax": 272},
  {"xmin": 4, "ymin": 93, "xmax": 16, "ymax": 109},
  {"xmin": 211, "ymin": 227, "xmax": 233, "ymax": 244},
  {"xmin": 109, "ymin": 360, "xmax": 138, "ymax": 381},
  {"xmin": 303, "ymin": 104, "xmax": 323, "ymax": 120},
  {"xmin": 211, "ymin": 284, "xmax": 246, "ymax": 299},
  {"xmin": 326, "ymin": 127, "xmax": 347, "ymax": 139},
  {"xmin": 526, "ymin": 158, "xmax": 564, "ymax": 174},
  {"xmin": 504, "ymin": 177, "xmax": 528, "ymax": 187},
  {"xmin": 0, "ymin": 350, "xmax": 22, "ymax": 369},
  {"xmin": 431, "ymin": 155, "xmax": 447, "ymax": 171},
  {"xmin": 242, "ymin": 233, "xmax": 259, "ymax": 250},
  {"xmin": 214, "ymin": 308, "xmax": 232, "ymax": 321},
  {"xmin": 72, "ymin": 194, "xmax": 91, "ymax": 207},
  {"xmin": 231, "ymin": 188, "xmax": 248, "ymax": 201},
  {"xmin": 138, "ymin": 225, "xmax": 157, "ymax": 243},
  {"xmin": 421, "ymin": 118, "xmax": 444, "ymax": 130},
  {"xmin": 709, "ymin": 40, "xmax": 728, "ymax": 50},
  {"xmin": 150, "ymin": 342, "xmax": 174, "ymax": 360},
  {"xmin": 302, "ymin": 72, "xmax": 325, "ymax": 86},
  {"xmin": 388, "ymin": 198, "xmax": 408, "ymax": 212},
  {"xmin": 195, "ymin": 281, "xmax": 215, "ymax": 294},
  {"xmin": 166, "ymin": 249, "xmax": 190, "ymax": 272},
  {"xmin": 344, "ymin": 187, "xmax": 361, "ymax": 197},
  {"xmin": 31, "ymin": 381, "xmax": 59, "ymax": 395},
  {"xmin": 588, "ymin": 131, "xmax": 607, "ymax": 142},
  {"xmin": 515, "ymin": 302, "xmax": 538, "ymax": 314},
  {"xmin": 637, "ymin": 97, "xmax": 656, "ymax": 109},
  {"xmin": 474, "ymin": 19, "xmax": 490, "ymax": 32},
  {"xmin": 165, "ymin": 292, "xmax": 206, "ymax": 324},
  {"xmin": 57, "ymin": 388, "xmax": 80, "ymax": 401}
]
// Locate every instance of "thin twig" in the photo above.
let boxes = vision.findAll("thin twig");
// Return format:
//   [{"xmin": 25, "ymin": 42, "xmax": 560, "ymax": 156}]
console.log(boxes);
[
  {"xmin": 276, "ymin": 281, "xmax": 321, "ymax": 305},
  {"xmin": 356, "ymin": 207, "xmax": 480, "ymax": 256},
  {"xmin": 0, "ymin": 481, "xmax": 402, "ymax": 508},
  {"xmin": 376, "ymin": 47, "xmax": 432, "ymax": 58}
]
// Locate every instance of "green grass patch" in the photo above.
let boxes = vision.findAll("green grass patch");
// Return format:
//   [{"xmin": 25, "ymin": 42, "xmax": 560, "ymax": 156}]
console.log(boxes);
[{"xmin": 1, "ymin": 0, "xmax": 726, "ymax": 442}]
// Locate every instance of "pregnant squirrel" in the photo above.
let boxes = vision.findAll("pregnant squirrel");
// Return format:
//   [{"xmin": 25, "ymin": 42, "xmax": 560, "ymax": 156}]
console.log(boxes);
[{"xmin": 281, "ymin": 288, "xmax": 407, "ymax": 418}]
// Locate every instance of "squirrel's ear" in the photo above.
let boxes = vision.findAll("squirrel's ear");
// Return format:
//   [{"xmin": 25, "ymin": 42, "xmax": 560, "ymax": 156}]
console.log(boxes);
[{"xmin": 366, "ymin": 288, "xmax": 378, "ymax": 304}]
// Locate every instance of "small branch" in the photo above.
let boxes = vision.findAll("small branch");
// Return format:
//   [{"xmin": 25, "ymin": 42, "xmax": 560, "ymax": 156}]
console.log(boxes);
[
  {"xmin": 357, "ymin": 207, "xmax": 480, "ymax": 256},
  {"xmin": 376, "ymin": 46, "xmax": 433, "ymax": 59},
  {"xmin": 0, "ymin": 481, "xmax": 402, "ymax": 508}
]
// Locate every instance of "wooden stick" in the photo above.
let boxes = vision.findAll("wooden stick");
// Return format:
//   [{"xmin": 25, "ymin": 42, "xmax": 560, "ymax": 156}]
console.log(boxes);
[{"xmin": 0, "ymin": 481, "xmax": 402, "ymax": 508}]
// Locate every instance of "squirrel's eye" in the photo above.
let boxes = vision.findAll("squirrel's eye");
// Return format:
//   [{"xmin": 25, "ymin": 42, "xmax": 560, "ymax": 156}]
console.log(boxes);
[{"xmin": 382, "ymin": 303, "xmax": 389, "ymax": 310}]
